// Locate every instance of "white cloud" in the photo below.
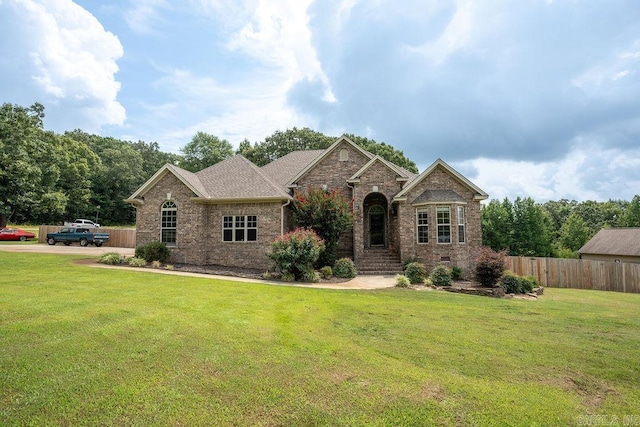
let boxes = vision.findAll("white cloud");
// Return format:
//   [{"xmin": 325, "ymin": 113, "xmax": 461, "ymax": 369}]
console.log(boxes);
[
  {"xmin": 0, "ymin": 0, "xmax": 125, "ymax": 131},
  {"xmin": 124, "ymin": 0, "xmax": 168, "ymax": 35}
]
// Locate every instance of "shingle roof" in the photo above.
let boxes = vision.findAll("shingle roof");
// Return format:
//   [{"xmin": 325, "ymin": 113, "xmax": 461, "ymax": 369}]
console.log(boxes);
[
  {"xmin": 579, "ymin": 228, "xmax": 640, "ymax": 257},
  {"xmin": 411, "ymin": 189, "xmax": 466, "ymax": 205},
  {"xmin": 261, "ymin": 150, "xmax": 325, "ymax": 187},
  {"xmin": 196, "ymin": 154, "xmax": 292, "ymax": 200}
]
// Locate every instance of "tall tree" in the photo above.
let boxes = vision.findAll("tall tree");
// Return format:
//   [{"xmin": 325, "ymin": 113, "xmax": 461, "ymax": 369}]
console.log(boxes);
[
  {"xmin": 558, "ymin": 212, "xmax": 591, "ymax": 251},
  {"xmin": 179, "ymin": 132, "xmax": 233, "ymax": 172},
  {"xmin": 131, "ymin": 140, "xmax": 181, "ymax": 177},
  {"xmin": 621, "ymin": 195, "xmax": 640, "ymax": 227},
  {"xmin": 511, "ymin": 197, "xmax": 552, "ymax": 256},
  {"xmin": 0, "ymin": 102, "xmax": 67, "ymax": 225},
  {"xmin": 481, "ymin": 198, "xmax": 513, "ymax": 251}
]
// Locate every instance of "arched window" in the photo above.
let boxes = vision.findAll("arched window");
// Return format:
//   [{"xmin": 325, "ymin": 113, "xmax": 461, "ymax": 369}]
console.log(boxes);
[{"xmin": 161, "ymin": 200, "xmax": 177, "ymax": 246}]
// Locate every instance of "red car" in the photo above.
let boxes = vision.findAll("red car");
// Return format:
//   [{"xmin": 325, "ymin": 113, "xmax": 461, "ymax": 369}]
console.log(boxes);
[{"xmin": 0, "ymin": 228, "xmax": 36, "ymax": 241}]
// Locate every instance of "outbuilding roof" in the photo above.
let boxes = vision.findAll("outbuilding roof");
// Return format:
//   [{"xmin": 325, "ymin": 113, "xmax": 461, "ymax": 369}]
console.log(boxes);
[{"xmin": 578, "ymin": 228, "xmax": 640, "ymax": 257}]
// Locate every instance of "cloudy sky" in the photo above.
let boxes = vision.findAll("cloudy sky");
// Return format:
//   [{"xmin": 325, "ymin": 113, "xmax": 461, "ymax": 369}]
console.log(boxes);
[{"xmin": 2, "ymin": 0, "xmax": 640, "ymax": 202}]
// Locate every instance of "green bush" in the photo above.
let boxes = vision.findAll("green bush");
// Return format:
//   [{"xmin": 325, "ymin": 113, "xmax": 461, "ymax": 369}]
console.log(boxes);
[
  {"xmin": 474, "ymin": 247, "xmax": 507, "ymax": 287},
  {"xmin": 334, "ymin": 258, "xmax": 357, "ymax": 279},
  {"xmin": 395, "ymin": 274, "xmax": 410, "ymax": 288},
  {"xmin": 451, "ymin": 265, "xmax": 463, "ymax": 281},
  {"xmin": 127, "ymin": 257, "xmax": 146, "ymax": 267},
  {"xmin": 281, "ymin": 272, "xmax": 295, "ymax": 282},
  {"xmin": 267, "ymin": 228, "xmax": 325, "ymax": 281},
  {"xmin": 302, "ymin": 269, "xmax": 320, "ymax": 283},
  {"xmin": 402, "ymin": 255, "xmax": 419, "ymax": 270},
  {"xmin": 319, "ymin": 266, "xmax": 333, "ymax": 279},
  {"xmin": 430, "ymin": 265, "xmax": 453, "ymax": 286},
  {"xmin": 405, "ymin": 262, "xmax": 427, "ymax": 284},
  {"xmin": 500, "ymin": 271, "xmax": 538, "ymax": 294},
  {"xmin": 522, "ymin": 275, "xmax": 538, "ymax": 293},
  {"xmin": 135, "ymin": 241, "xmax": 171, "ymax": 263},
  {"xmin": 99, "ymin": 252, "xmax": 124, "ymax": 265},
  {"xmin": 500, "ymin": 270, "xmax": 521, "ymax": 294}
]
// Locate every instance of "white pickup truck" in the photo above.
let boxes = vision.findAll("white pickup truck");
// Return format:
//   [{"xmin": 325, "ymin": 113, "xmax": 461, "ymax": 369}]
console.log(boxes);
[{"xmin": 63, "ymin": 219, "xmax": 101, "ymax": 228}]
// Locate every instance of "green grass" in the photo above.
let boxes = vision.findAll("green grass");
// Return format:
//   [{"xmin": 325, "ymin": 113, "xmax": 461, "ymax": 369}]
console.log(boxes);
[{"xmin": 1, "ymin": 252, "xmax": 639, "ymax": 426}]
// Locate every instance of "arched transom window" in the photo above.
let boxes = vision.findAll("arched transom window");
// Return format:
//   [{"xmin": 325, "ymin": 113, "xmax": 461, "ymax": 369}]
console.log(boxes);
[{"xmin": 161, "ymin": 200, "xmax": 177, "ymax": 246}]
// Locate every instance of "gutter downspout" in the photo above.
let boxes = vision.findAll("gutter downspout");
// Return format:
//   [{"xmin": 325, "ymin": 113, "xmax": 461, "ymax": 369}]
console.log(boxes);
[{"xmin": 281, "ymin": 199, "xmax": 291, "ymax": 235}]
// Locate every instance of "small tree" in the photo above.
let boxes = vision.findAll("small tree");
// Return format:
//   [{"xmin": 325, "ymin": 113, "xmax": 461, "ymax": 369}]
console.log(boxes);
[
  {"xmin": 267, "ymin": 228, "xmax": 325, "ymax": 281},
  {"xmin": 293, "ymin": 187, "xmax": 354, "ymax": 267},
  {"xmin": 474, "ymin": 247, "xmax": 507, "ymax": 287}
]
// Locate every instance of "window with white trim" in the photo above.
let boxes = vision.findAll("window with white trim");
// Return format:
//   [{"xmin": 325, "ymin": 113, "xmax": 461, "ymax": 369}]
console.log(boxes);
[
  {"xmin": 436, "ymin": 206, "xmax": 451, "ymax": 244},
  {"xmin": 417, "ymin": 208, "xmax": 428, "ymax": 243},
  {"xmin": 457, "ymin": 206, "xmax": 466, "ymax": 243},
  {"xmin": 223, "ymin": 215, "xmax": 257, "ymax": 242},
  {"xmin": 161, "ymin": 200, "xmax": 177, "ymax": 246}
]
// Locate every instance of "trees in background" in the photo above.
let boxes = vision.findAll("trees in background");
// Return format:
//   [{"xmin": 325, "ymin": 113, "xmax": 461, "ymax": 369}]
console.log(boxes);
[
  {"xmin": 482, "ymin": 196, "xmax": 640, "ymax": 258},
  {"xmin": 179, "ymin": 132, "xmax": 233, "ymax": 172},
  {"xmin": 238, "ymin": 127, "xmax": 418, "ymax": 173}
]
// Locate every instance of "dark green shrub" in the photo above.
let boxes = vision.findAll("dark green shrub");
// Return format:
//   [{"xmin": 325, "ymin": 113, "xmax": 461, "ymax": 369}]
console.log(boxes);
[
  {"xmin": 451, "ymin": 265, "xmax": 463, "ymax": 281},
  {"xmin": 405, "ymin": 262, "xmax": 427, "ymax": 284},
  {"xmin": 474, "ymin": 247, "xmax": 506, "ymax": 287},
  {"xmin": 521, "ymin": 275, "xmax": 538, "ymax": 293},
  {"xmin": 500, "ymin": 271, "xmax": 537, "ymax": 294},
  {"xmin": 402, "ymin": 255, "xmax": 419, "ymax": 270},
  {"xmin": 99, "ymin": 252, "xmax": 124, "ymax": 265},
  {"xmin": 430, "ymin": 265, "xmax": 453, "ymax": 286},
  {"xmin": 500, "ymin": 270, "xmax": 521, "ymax": 293},
  {"xmin": 334, "ymin": 258, "xmax": 357, "ymax": 279},
  {"xmin": 135, "ymin": 241, "xmax": 171, "ymax": 263},
  {"xmin": 395, "ymin": 274, "xmax": 410, "ymax": 288},
  {"xmin": 319, "ymin": 266, "xmax": 333, "ymax": 279},
  {"xmin": 267, "ymin": 228, "xmax": 325, "ymax": 281}
]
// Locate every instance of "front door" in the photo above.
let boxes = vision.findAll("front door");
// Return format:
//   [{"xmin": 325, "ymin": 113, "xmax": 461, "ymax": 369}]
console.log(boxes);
[{"xmin": 369, "ymin": 205, "xmax": 385, "ymax": 246}]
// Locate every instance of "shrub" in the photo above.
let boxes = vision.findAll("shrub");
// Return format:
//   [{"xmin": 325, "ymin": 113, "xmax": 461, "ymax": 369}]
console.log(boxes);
[
  {"xmin": 395, "ymin": 274, "xmax": 410, "ymax": 288},
  {"xmin": 165, "ymin": 264, "xmax": 174, "ymax": 270},
  {"xmin": 135, "ymin": 241, "xmax": 171, "ymax": 263},
  {"xmin": 99, "ymin": 252, "xmax": 124, "ymax": 265},
  {"xmin": 281, "ymin": 272, "xmax": 295, "ymax": 282},
  {"xmin": 500, "ymin": 271, "xmax": 538, "ymax": 294},
  {"xmin": 405, "ymin": 262, "xmax": 427, "ymax": 284},
  {"xmin": 522, "ymin": 275, "xmax": 538, "ymax": 293},
  {"xmin": 334, "ymin": 258, "xmax": 357, "ymax": 279},
  {"xmin": 319, "ymin": 266, "xmax": 333, "ymax": 279},
  {"xmin": 500, "ymin": 270, "xmax": 521, "ymax": 294},
  {"xmin": 451, "ymin": 265, "xmax": 463, "ymax": 281},
  {"xmin": 474, "ymin": 247, "xmax": 507, "ymax": 287},
  {"xmin": 430, "ymin": 265, "xmax": 453, "ymax": 286},
  {"xmin": 151, "ymin": 260, "xmax": 162, "ymax": 268},
  {"xmin": 302, "ymin": 269, "xmax": 320, "ymax": 283},
  {"xmin": 267, "ymin": 228, "xmax": 325, "ymax": 281},
  {"xmin": 402, "ymin": 255, "xmax": 419, "ymax": 270},
  {"xmin": 127, "ymin": 257, "xmax": 146, "ymax": 267}
]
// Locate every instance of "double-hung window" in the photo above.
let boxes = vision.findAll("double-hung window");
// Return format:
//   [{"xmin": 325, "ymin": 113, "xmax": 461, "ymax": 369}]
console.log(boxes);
[
  {"xmin": 436, "ymin": 206, "xmax": 451, "ymax": 244},
  {"xmin": 457, "ymin": 206, "xmax": 466, "ymax": 243},
  {"xmin": 416, "ymin": 208, "xmax": 428, "ymax": 243},
  {"xmin": 223, "ymin": 215, "xmax": 257, "ymax": 242},
  {"xmin": 161, "ymin": 200, "xmax": 177, "ymax": 246}
]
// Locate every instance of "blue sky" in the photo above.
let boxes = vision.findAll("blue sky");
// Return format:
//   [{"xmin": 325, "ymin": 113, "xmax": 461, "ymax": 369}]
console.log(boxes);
[{"xmin": 2, "ymin": 0, "xmax": 640, "ymax": 202}]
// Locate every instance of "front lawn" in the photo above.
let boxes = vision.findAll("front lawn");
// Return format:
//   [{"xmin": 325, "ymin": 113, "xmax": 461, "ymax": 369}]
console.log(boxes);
[{"xmin": 1, "ymin": 252, "xmax": 639, "ymax": 425}]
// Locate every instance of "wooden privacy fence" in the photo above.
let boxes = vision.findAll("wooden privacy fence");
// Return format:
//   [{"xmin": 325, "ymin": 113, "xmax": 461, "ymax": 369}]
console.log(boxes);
[
  {"xmin": 38, "ymin": 226, "xmax": 136, "ymax": 248},
  {"xmin": 506, "ymin": 256, "xmax": 640, "ymax": 294}
]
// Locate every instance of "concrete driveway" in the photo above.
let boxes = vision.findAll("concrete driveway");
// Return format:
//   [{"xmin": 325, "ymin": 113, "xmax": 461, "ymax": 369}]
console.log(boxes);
[{"xmin": 0, "ymin": 243, "xmax": 395, "ymax": 290}]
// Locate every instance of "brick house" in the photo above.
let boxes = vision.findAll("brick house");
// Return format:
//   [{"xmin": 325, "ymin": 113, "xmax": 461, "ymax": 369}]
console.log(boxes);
[{"xmin": 126, "ymin": 136, "xmax": 488, "ymax": 274}]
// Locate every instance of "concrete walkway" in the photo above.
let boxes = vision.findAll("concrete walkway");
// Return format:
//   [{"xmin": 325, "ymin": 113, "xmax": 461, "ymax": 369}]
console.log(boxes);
[{"xmin": 0, "ymin": 243, "xmax": 396, "ymax": 290}]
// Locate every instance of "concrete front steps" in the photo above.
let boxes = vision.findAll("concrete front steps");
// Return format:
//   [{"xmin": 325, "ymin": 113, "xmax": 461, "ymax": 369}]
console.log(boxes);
[{"xmin": 357, "ymin": 248, "xmax": 403, "ymax": 275}]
